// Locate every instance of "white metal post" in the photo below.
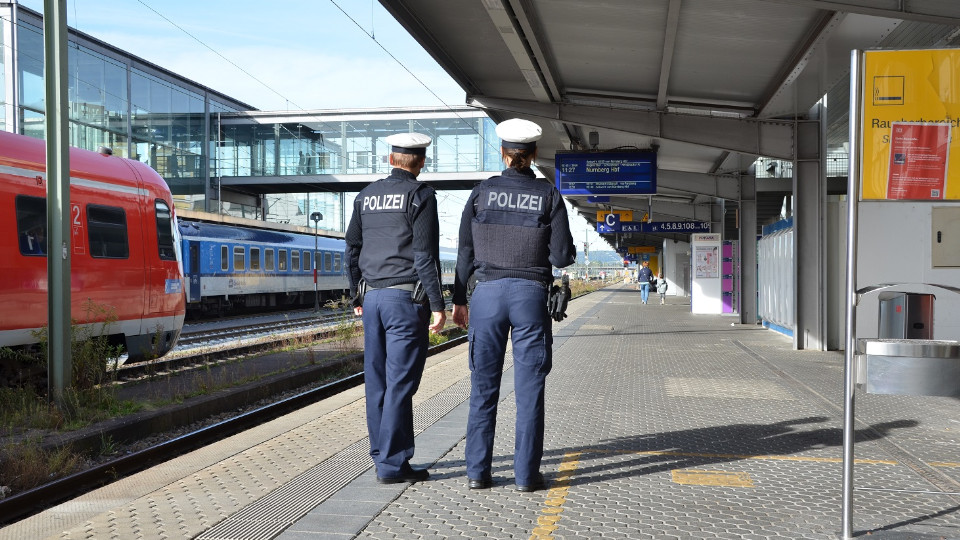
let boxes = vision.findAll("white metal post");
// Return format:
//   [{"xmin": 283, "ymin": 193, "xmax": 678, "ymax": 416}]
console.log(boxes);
[{"xmin": 841, "ymin": 49, "xmax": 864, "ymax": 540}]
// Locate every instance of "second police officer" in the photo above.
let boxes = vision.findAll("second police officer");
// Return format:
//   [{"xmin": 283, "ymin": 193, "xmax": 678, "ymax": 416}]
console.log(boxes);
[
  {"xmin": 452, "ymin": 118, "xmax": 576, "ymax": 492},
  {"xmin": 345, "ymin": 132, "xmax": 446, "ymax": 484}
]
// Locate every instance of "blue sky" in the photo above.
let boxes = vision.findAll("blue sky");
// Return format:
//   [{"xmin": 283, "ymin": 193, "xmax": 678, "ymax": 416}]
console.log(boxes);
[{"xmin": 15, "ymin": 0, "xmax": 607, "ymax": 250}]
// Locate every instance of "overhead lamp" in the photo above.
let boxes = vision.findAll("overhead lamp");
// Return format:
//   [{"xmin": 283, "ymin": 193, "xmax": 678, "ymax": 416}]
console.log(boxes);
[{"xmin": 588, "ymin": 131, "xmax": 599, "ymax": 149}]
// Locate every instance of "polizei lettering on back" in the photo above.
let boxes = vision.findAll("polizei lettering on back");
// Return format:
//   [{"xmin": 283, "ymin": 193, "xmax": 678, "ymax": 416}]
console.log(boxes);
[
  {"xmin": 362, "ymin": 193, "xmax": 406, "ymax": 212},
  {"xmin": 485, "ymin": 191, "xmax": 543, "ymax": 212}
]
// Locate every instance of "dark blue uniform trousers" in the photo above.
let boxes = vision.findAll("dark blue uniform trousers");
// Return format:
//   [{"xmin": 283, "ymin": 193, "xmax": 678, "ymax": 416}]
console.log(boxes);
[
  {"xmin": 466, "ymin": 278, "xmax": 552, "ymax": 485},
  {"xmin": 362, "ymin": 287, "xmax": 430, "ymax": 477}
]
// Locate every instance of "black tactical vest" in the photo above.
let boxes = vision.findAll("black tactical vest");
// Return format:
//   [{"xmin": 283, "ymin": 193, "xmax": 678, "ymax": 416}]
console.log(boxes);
[
  {"xmin": 471, "ymin": 172, "xmax": 552, "ymax": 273},
  {"xmin": 357, "ymin": 177, "xmax": 427, "ymax": 283}
]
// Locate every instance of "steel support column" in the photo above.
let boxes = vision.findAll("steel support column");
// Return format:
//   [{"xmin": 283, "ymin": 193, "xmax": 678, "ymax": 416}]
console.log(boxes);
[
  {"xmin": 739, "ymin": 170, "xmax": 758, "ymax": 325},
  {"xmin": 793, "ymin": 111, "xmax": 826, "ymax": 350},
  {"xmin": 43, "ymin": 0, "xmax": 71, "ymax": 399},
  {"xmin": 711, "ymin": 201, "xmax": 724, "ymax": 235}
]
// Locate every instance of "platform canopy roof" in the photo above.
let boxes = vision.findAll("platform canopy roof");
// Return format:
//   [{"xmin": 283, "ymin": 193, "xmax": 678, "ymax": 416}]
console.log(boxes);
[{"xmin": 380, "ymin": 0, "xmax": 960, "ymax": 247}]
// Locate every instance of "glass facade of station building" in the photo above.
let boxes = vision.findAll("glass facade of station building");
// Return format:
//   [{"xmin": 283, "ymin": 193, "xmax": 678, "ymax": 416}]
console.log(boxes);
[{"xmin": 0, "ymin": 3, "xmax": 501, "ymax": 233}]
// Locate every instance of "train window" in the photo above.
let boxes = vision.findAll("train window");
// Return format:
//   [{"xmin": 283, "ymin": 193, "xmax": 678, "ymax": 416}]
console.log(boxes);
[
  {"xmin": 303, "ymin": 251, "xmax": 312, "ymax": 273},
  {"xmin": 278, "ymin": 249, "xmax": 287, "ymax": 271},
  {"xmin": 15, "ymin": 195, "xmax": 47, "ymax": 257},
  {"xmin": 250, "ymin": 247, "xmax": 261, "ymax": 270},
  {"xmin": 333, "ymin": 253, "xmax": 342, "ymax": 273},
  {"xmin": 155, "ymin": 200, "xmax": 176, "ymax": 261},
  {"xmin": 233, "ymin": 246, "xmax": 245, "ymax": 271},
  {"xmin": 265, "ymin": 249, "xmax": 275, "ymax": 271},
  {"xmin": 221, "ymin": 245, "xmax": 229, "ymax": 271},
  {"xmin": 86, "ymin": 204, "xmax": 129, "ymax": 259},
  {"xmin": 292, "ymin": 250, "xmax": 300, "ymax": 272},
  {"xmin": 324, "ymin": 252, "xmax": 333, "ymax": 272}
]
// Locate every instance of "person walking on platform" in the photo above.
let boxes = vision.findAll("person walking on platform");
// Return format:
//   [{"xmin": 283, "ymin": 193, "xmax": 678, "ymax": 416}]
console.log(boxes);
[
  {"xmin": 655, "ymin": 272, "xmax": 668, "ymax": 305},
  {"xmin": 637, "ymin": 260, "xmax": 653, "ymax": 304},
  {"xmin": 451, "ymin": 118, "xmax": 576, "ymax": 492},
  {"xmin": 345, "ymin": 132, "xmax": 447, "ymax": 484}
]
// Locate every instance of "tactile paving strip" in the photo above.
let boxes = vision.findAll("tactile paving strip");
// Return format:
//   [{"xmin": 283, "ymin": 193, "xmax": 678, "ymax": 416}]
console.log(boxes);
[{"xmin": 196, "ymin": 440, "xmax": 371, "ymax": 540}]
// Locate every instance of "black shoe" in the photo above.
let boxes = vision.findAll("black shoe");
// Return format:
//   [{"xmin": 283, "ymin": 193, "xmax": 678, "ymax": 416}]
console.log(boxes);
[
  {"xmin": 468, "ymin": 476, "xmax": 493, "ymax": 489},
  {"xmin": 377, "ymin": 466, "xmax": 430, "ymax": 484},
  {"xmin": 515, "ymin": 472, "xmax": 546, "ymax": 492}
]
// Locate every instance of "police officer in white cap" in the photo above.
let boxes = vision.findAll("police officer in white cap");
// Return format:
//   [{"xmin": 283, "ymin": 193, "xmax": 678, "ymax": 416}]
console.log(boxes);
[
  {"xmin": 345, "ymin": 131, "xmax": 446, "ymax": 484},
  {"xmin": 452, "ymin": 118, "xmax": 576, "ymax": 491}
]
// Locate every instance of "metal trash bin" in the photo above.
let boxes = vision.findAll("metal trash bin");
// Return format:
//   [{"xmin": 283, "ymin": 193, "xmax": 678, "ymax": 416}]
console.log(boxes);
[
  {"xmin": 878, "ymin": 292, "xmax": 934, "ymax": 339},
  {"xmin": 860, "ymin": 339, "xmax": 960, "ymax": 397}
]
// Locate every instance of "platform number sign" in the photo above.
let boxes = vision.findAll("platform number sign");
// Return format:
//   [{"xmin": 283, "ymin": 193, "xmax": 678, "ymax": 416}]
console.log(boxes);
[{"xmin": 71, "ymin": 203, "xmax": 86, "ymax": 255}]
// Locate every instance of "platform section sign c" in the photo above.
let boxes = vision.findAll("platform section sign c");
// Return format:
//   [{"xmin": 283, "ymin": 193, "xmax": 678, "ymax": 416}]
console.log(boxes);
[
  {"xmin": 556, "ymin": 151, "xmax": 656, "ymax": 196},
  {"xmin": 861, "ymin": 49, "xmax": 960, "ymax": 200}
]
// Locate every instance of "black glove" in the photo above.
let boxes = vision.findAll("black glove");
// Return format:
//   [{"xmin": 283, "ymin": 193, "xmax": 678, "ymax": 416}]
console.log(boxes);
[
  {"xmin": 547, "ymin": 276, "xmax": 571, "ymax": 322},
  {"xmin": 352, "ymin": 279, "xmax": 367, "ymax": 308}
]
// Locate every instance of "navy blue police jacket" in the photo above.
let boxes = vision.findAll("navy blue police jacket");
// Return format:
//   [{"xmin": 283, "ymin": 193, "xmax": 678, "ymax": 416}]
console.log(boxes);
[
  {"xmin": 453, "ymin": 167, "xmax": 576, "ymax": 305},
  {"xmin": 345, "ymin": 168, "xmax": 445, "ymax": 312}
]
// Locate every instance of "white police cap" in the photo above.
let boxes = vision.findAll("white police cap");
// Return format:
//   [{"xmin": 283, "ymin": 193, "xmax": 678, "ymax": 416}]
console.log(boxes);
[
  {"xmin": 385, "ymin": 132, "xmax": 431, "ymax": 155},
  {"xmin": 495, "ymin": 118, "xmax": 542, "ymax": 150}
]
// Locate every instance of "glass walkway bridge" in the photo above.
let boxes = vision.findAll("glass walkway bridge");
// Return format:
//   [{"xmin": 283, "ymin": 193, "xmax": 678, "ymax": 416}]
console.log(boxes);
[{"xmin": 207, "ymin": 106, "xmax": 503, "ymax": 232}]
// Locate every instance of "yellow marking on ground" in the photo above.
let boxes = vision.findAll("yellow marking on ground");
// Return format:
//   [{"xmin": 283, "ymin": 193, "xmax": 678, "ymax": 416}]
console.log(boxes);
[
  {"xmin": 672, "ymin": 469, "xmax": 755, "ymax": 487},
  {"xmin": 929, "ymin": 461, "xmax": 960, "ymax": 468},
  {"xmin": 530, "ymin": 451, "xmax": 582, "ymax": 540},
  {"xmin": 582, "ymin": 448, "xmax": 897, "ymax": 466}
]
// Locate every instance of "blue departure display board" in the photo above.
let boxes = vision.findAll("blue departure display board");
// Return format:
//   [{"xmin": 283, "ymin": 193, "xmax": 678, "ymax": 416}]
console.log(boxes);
[{"xmin": 555, "ymin": 151, "xmax": 656, "ymax": 195}]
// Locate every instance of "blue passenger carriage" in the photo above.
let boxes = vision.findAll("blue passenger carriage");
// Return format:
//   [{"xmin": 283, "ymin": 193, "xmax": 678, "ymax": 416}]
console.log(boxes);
[{"xmin": 178, "ymin": 220, "xmax": 349, "ymax": 316}]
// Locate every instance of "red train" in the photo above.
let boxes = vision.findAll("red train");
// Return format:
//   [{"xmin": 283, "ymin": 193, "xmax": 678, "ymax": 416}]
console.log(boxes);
[{"xmin": 0, "ymin": 130, "xmax": 185, "ymax": 363}]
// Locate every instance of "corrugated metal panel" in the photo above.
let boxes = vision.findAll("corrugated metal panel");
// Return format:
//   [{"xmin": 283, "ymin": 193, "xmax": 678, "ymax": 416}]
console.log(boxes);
[
  {"xmin": 671, "ymin": 0, "xmax": 822, "ymax": 103},
  {"xmin": 539, "ymin": 0, "xmax": 667, "ymax": 96}
]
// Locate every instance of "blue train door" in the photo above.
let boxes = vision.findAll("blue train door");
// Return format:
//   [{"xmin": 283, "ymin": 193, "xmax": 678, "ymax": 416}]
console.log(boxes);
[{"xmin": 188, "ymin": 242, "xmax": 201, "ymax": 303}]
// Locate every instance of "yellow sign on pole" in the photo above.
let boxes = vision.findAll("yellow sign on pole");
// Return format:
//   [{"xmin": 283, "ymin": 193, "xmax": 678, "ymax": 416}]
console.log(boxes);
[
  {"xmin": 597, "ymin": 210, "xmax": 633, "ymax": 222},
  {"xmin": 628, "ymin": 246, "xmax": 655, "ymax": 254},
  {"xmin": 861, "ymin": 49, "xmax": 960, "ymax": 200}
]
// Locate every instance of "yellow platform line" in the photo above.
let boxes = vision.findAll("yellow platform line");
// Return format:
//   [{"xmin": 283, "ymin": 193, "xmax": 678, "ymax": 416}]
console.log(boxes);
[
  {"xmin": 530, "ymin": 451, "xmax": 582, "ymax": 540},
  {"xmin": 584, "ymin": 448, "xmax": 898, "ymax": 466},
  {"xmin": 929, "ymin": 461, "xmax": 960, "ymax": 468}
]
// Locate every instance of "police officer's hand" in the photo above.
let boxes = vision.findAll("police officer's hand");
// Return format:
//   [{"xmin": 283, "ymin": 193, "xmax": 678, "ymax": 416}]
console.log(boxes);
[
  {"xmin": 354, "ymin": 306, "xmax": 363, "ymax": 317},
  {"xmin": 429, "ymin": 310, "xmax": 446, "ymax": 333},
  {"xmin": 452, "ymin": 304, "xmax": 469, "ymax": 329}
]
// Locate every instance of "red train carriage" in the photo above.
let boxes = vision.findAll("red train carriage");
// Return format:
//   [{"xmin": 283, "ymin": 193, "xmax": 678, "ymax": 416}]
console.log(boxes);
[{"xmin": 0, "ymin": 130, "xmax": 185, "ymax": 363}]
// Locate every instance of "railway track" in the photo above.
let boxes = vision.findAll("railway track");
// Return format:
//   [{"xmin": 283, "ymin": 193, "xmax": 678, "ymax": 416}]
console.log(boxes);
[{"xmin": 114, "ymin": 310, "xmax": 357, "ymax": 381}]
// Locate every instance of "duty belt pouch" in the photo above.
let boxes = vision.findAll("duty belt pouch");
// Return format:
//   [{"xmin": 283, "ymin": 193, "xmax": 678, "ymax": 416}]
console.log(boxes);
[{"xmin": 412, "ymin": 280, "xmax": 429, "ymax": 306}]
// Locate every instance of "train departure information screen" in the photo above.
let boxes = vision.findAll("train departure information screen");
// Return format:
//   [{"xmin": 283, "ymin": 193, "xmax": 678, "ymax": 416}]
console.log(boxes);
[{"xmin": 555, "ymin": 151, "xmax": 657, "ymax": 195}]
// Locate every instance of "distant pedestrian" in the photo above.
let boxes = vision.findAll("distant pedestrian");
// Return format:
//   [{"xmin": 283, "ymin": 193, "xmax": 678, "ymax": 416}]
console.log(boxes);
[
  {"xmin": 637, "ymin": 260, "xmax": 653, "ymax": 304},
  {"xmin": 452, "ymin": 118, "xmax": 576, "ymax": 492},
  {"xmin": 297, "ymin": 151, "xmax": 306, "ymax": 174},
  {"xmin": 656, "ymin": 272, "xmax": 668, "ymax": 304},
  {"xmin": 345, "ymin": 132, "xmax": 447, "ymax": 485}
]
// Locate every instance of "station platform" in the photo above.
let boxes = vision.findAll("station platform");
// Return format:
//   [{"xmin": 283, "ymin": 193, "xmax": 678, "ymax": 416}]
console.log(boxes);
[{"xmin": 4, "ymin": 284, "xmax": 959, "ymax": 539}]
